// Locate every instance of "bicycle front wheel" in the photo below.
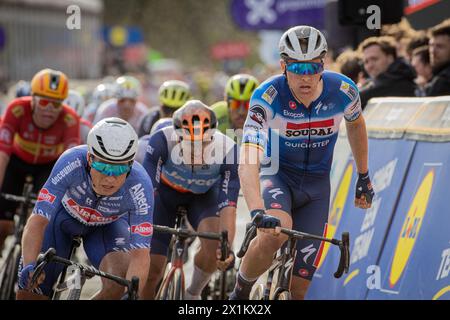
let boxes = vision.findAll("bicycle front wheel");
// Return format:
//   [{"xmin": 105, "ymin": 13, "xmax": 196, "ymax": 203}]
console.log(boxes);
[
  {"xmin": 157, "ymin": 268, "xmax": 184, "ymax": 300},
  {"xmin": 273, "ymin": 289, "xmax": 291, "ymax": 300},
  {"xmin": 168, "ymin": 268, "xmax": 184, "ymax": 300},
  {"xmin": 250, "ymin": 283, "xmax": 265, "ymax": 300},
  {"xmin": 0, "ymin": 244, "xmax": 21, "ymax": 300}
]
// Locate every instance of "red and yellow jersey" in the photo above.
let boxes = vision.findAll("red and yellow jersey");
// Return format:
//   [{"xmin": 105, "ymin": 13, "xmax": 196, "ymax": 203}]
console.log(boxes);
[{"xmin": 0, "ymin": 96, "xmax": 80, "ymax": 164}]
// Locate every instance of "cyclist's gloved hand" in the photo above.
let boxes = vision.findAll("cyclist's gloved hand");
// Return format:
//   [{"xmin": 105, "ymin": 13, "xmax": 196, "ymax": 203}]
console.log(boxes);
[
  {"xmin": 355, "ymin": 171, "xmax": 375, "ymax": 209},
  {"xmin": 250, "ymin": 209, "xmax": 281, "ymax": 229},
  {"xmin": 216, "ymin": 248, "xmax": 235, "ymax": 271},
  {"xmin": 18, "ymin": 262, "xmax": 35, "ymax": 289}
]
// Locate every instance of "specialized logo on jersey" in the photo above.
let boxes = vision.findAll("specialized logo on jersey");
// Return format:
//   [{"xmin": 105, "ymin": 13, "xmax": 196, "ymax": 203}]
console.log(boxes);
[
  {"xmin": 388, "ymin": 170, "xmax": 434, "ymax": 288},
  {"xmin": 261, "ymin": 85, "xmax": 277, "ymax": 104},
  {"xmin": 37, "ymin": 188, "xmax": 56, "ymax": 204},
  {"xmin": 131, "ymin": 222, "xmax": 153, "ymax": 237},
  {"xmin": 63, "ymin": 196, "xmax": 121, "ymax": 225},
  {"xmin": 249, "ymin": 105, "xmax": 267, "ymax": 126},
  {"xmin": 317, "ymin": 162, "xmax": 353, "ymax": 270},
  {"xmin": 285, "ymin": 119, "xmax": 334, "ymax": 138}
]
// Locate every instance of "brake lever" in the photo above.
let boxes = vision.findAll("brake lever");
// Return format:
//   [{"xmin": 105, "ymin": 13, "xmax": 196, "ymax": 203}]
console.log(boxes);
[
  {"xmin": 30, "ymin": 248, "xmax": 56, "ymax": 288},
  {"xmin": 333, "ymin": 232, "xmax": 350, "ymax": 278},
  {"xmin": 237, "ymin": 223, "xmax": 257, "ymax": 258}
]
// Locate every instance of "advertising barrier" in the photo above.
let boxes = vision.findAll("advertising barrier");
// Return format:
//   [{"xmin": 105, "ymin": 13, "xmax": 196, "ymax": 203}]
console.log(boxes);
[{"xmin": 307, "ymin": 96, "xmax": 450, "ymax": 300}]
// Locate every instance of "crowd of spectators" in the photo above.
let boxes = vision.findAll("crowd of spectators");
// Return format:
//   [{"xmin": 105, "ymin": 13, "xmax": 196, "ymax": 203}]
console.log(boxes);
[{"xmin": 333, "ymin": 18, "xmax": 450, "ymax": 109}]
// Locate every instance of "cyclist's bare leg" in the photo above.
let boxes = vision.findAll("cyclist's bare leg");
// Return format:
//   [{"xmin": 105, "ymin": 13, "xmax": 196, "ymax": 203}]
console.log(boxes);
[
  {"xmin": 186, "ymin": 216, "xmax": 220, "ymax": 298},
  {"xmin": 290, "ymin": 276, "xmax": 310, "ymax": 300},
  {"xmin": 193, "ymin": 216, "xmax": 220, "ymax": 273},
  {"xmin": 240, "ymin": 209, "xmax": 292, "ymax": 278},
  {"xmin": 91, "ymin": 251, "xmax": 129, "ymax": 300},
  {"xmin": 0, "ymin": 220, "xmax": 14, "ymax": 253},
  {"xmin": 229, "ymin": 209, "xmax": 291, "ymax": 300},
  {"xmin": 142, "ymin": 253, "xmax": 167, "ymax": 300}
]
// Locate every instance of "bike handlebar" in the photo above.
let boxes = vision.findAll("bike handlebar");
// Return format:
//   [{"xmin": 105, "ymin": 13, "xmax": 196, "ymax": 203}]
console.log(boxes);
[
  {"xmin": 153, "ymin": 224, "xmax": 222, "ymax": 241},
  {"xmin": 31, "ymin": 248, "xmax": 140, "ymax": 299},
  {"xmin": 237, "ymin": 213, "xmax": 350, "ymax": 278},
  {"xmin": 0, "ymin": 193, "xmax": 37, "ymax": 204},
  {"xmin": 153, "ymin": 225, "xmax": 229, "ymax": 262}
]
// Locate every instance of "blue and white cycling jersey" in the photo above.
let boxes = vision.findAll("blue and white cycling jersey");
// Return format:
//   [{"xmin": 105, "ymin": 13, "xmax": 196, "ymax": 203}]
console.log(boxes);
[
  {"xmin": 243, "ymin": 71, "xmax": 362, "ymax": 176},
  {"xmin": 33, "ymin": 145, "xmax": 154, "ymax": 248},
  {"xmin": 143, "ymin": 126, "xmax": 240, "ymax": 208}
]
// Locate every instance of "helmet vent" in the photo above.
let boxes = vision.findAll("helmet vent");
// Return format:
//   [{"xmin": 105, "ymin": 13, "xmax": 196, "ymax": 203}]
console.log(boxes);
[{"xmin": 50, "ymin": 74, "xmax": 60, "ymax": 90}]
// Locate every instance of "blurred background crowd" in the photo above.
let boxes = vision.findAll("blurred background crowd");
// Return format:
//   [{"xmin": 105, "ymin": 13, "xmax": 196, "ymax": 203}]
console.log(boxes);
[{"xmin": 0, "ymin": 0, "xmax": 449, "ymax": 117}]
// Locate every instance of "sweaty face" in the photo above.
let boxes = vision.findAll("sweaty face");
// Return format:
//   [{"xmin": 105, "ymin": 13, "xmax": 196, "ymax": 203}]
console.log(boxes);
[
  {"xmin": 281, "ymin": 58, "xmax": 323, "ymax": 101},
  {"xmin": 88, "ymin": 156, "xmax": 128, "ymax": 196},
  {"xmin": 117, "ymin": 98, "xmax": 137, "ymax": 121},
  {"xmin": 429, "ymin": 35, "xmax": 450, "ymax": 70},
  {"xmin": 363, "ymin": 45, "xmax": 394, "ymax": 79}
]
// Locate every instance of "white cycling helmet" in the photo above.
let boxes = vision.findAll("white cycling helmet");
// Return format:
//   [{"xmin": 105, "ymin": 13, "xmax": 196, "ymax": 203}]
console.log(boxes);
[
  {"xmin": 64, "ymin": 89, "xmax": 85, "ymax": 117},
  {"xmin": 87, "ymin": 117, "xmax": 138, "ymax": 163},
  {"xmin": 115, "ymin": 75, "xmax": 141, "ymax": 100},
  {"xmin": 279, "ymin": 26, "xmax": 328, "ymax": 61},
  {"xmin": 92, "ymin": 83, "xmax": 115, "ymax": 103}
]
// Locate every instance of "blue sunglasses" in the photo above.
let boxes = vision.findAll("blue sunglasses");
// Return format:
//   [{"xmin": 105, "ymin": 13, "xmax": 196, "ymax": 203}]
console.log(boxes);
[
  {"xmin": 286, "ymin": 62, "xmax": 324, "ymax": 75},
  {"xmin": 91, "ymin": 160, "xmax": 131, "ymax": 177}
]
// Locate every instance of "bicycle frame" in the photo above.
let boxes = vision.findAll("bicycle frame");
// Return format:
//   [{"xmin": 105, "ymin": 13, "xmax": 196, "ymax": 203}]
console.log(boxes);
[
  {"xmin": 238, "ymin": 213, "xmax": 350, "ymax": 300},
  {"xmin": 31, "ymin": 248, "xmax": 139, "ymax": 300},
  {"xmin": 156, "ymin": 206, "xmax": 189, "ymax": 300},
  {"xmin": 154, "ymin": 206, "xmax": 228, "ymax": 300},
  {"xmin": 262, "ymin": 236, "xmax": 298, "ymax": 300},
  {"xmin": 0, "ymin": 176, "xmax": 36, "ymax": 300}
]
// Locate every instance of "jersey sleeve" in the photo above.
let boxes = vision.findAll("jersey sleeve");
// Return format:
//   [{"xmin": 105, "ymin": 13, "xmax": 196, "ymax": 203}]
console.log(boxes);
[
  {"xmin": 340, "ymin": 80, "xmax": 362, "ymax": 122},
  {"xmin": 128, "ymin": 172, "xmax": 154, "ymax": 250},
  {"xmin": 242, "ymin": 86, "xmax": 272, "ymax": 152},
  {"xmin": 62, "ymin": 109, "xmax": 81, "ymax": 149},
  {"xmin": 142, "ymin": 130, "xmax": 168, "ymax": 190},
  {"xmin": 0, "ymin": 100, "xmax": 23, "ymax": 156},
  {"xmin": 217, "ymin": 143, "xmax": 240, "ymax": 210},
  {"xmin": 32, "ymin": 148, "xmax": 83, "ymax": 220}
]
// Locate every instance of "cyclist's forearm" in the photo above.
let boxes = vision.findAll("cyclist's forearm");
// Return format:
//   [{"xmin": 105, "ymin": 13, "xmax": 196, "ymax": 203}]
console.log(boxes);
[
  {"xmin": 219, "ymin": 206, "xmax": 236, "ymax": 247},
  {"xmin": 0, "ymin": 151, "xmax": 10, "ymax": 188},
  {"xmin": 22, "ymin": 214, "xmax": 48, "ymax": 265},
  {"xmin": 345, "ymin": 116, "xmax": 369, "ymax": 174},
  {"xmin": 239, "ymin": 146, "xmax": 264, "ymax": 211},
  {"xmin": 126, "ymin": 248, "xmax": 150, "ymax": 298}
]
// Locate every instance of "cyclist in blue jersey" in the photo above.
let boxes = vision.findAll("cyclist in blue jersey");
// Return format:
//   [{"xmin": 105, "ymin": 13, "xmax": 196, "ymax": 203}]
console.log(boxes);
[
  {"xmin": 17, "ymin": 118, "xmax": 154, "ymax": 300},
  {"xmin": 135, "ymin": 117, "xmax": 173, "ymax": 164},
  {"xmin": 141, "ymin": 100, "xmax": 239, "ymax": 300},
  {"xmin": 230, "ymin": 26, "xmax": 375, "ymax": 300}
]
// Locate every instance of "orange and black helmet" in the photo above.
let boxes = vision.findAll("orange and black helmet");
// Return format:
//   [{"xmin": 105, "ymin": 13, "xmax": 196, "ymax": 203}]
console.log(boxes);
[
  {"xmin": 173, "ymin": 100, "xmax": 217, "ymax": 141},
  {"xmin": 30, "ymin": 68, "xmax": 69, "ymax": 100}
]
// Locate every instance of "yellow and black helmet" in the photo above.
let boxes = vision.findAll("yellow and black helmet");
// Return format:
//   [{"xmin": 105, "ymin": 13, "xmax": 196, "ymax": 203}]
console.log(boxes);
[
  {"xmin": 225, "ymin": 74, "xmax": 259, "ymax": 101},
  {"xmin": 158, "ymin": 80, "xmax": 191, "ymax": 108}
]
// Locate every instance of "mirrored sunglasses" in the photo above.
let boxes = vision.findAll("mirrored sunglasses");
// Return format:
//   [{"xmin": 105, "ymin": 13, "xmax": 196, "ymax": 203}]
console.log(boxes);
[
  {"xmin": 286, "ymin": 62, "xmax": 324, "ymax": 75},
  {"xmin": 91, "ymin": 160, "xmax": 131, "ymax": 177},
  {"xmin": 35, "ymin": 96, "xmax": 63, "ymax": 110},
  {"xmin": 229, "ymin": 99, "xmax": 250, "ymax": 111}
]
